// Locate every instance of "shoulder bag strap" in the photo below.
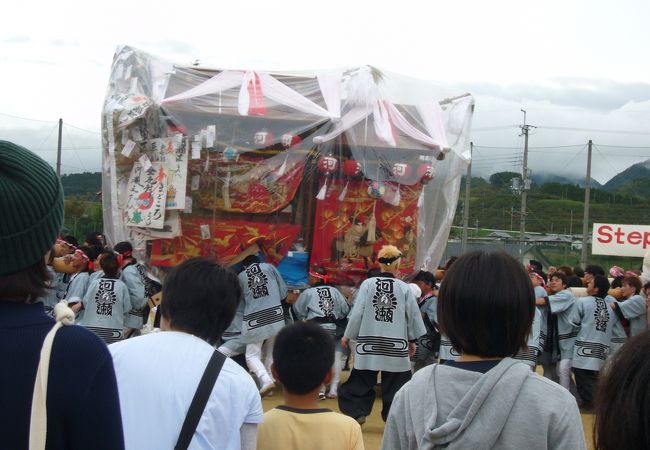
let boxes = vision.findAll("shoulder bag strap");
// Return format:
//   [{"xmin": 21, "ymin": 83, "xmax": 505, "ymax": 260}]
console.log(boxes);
[
  {"xmin": 175, "ymin": 350, "xmax": 227, "ymax": 450},
  {"xmin": 29, "ymin": 301, "xmax": 75, "ymax": 450}
]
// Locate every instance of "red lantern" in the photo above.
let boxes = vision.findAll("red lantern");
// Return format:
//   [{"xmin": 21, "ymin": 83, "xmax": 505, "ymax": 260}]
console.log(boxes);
[
  {"xmin": 343, "ymin": 160, "xmax": 362, "ymax": 178},
  {"xmin": 281, "ymin": 133, "xmax": 302, "ymax": 149},
  {"xmin": 318, "ymin": 156, "xmax": 339, "ymax": 174},
  {"xmin": 417, "ymin": 164, "xmax": 435, "ymax": 184},
  {"xmin": 392, "ymin": 163, "xmax": 412, "ymax": 182}
]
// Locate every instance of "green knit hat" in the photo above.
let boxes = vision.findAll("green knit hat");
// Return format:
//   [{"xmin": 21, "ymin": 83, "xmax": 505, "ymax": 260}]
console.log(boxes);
[{"xmin": 0, "ymin": 140, "xmax": 64, "ymax": 275}]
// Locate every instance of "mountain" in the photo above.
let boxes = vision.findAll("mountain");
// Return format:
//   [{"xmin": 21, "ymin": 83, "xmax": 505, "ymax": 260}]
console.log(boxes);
[
  {"xmin": 529, "ymin": 172, "xmax": 602, "ymax": 189},
  {"xmin": 60, "ymin": 172, "xmax": 102, "ymax": 198},
  {"xmin": 602, "ymin": 159, "xmax": 650, "ymax": 192}
]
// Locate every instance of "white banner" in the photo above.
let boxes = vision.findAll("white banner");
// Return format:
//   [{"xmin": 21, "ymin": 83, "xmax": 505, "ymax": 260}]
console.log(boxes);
[{"xmin": 592, "ymin": 223, "xmax": 650, "ymax": 257}]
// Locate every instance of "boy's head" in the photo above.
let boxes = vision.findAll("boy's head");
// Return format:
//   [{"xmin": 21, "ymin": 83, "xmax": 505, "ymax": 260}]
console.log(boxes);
[
  {"xmin": 241, "ymin": 254, "xmax": 260, "ymax": 268},
  {"xmin": 113, "ymin": 241, "xmax": 134, "ymax": 265},
  {"xmin": 588, "ymin": 274, "xmax": 610, "ymax": 298},
  {"xmin": 272, "ymin": 322, "xmax": 335, "ymax": 395},
  {"xmin": 99, "ymin": 251, "xmax": 120, "ymax": 279},
  {"xmin": 413, "ymin": 270, "xmax": 436, "ymax": 294},
  {"xmin": 161, "ymin": 257, "xmax": 241, "ymax": 346}
]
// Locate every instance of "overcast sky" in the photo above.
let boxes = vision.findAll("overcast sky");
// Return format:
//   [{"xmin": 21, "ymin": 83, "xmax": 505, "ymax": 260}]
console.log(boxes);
[{"xmin": 2, "ymin": 0, "xmax": 650, "ymax": 184}]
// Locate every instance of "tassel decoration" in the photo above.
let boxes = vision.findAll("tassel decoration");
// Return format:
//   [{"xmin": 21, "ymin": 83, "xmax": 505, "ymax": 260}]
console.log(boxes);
[
  {"xmin": 278, "ymin": 154, "xmax": 288, "ymax": 177},
  {"xmin": 390, "ymin": 185, "xmax": 401, "ymax": 206},
  {"xmin": 223, "ymin": 170, "xmax": 232, "ymax": 209},
  {"xmin": 338, "ymin": 181, "xmax": 349, "ymax": 201},
  {"xmin": 316, "ymin": 178, "xmax": 328, "ymax": 200},
  {"xmin": 367, "ymin": 201, "xmax": 377, "ymax": 242},
  {"xmin": 417, "ymin": 189, "xmax": 424, "ymax": 208}
]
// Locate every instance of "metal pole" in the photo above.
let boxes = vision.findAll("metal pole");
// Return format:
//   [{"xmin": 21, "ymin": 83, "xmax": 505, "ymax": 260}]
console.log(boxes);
[
  {"xmin": 461, "ymin": 142, "xmax": 473, "ymax": 253},
  {"xmin": 56, "ymin": 118, "xmax": 63, "ymax": 177},
  {"xmin": 519, "ymin": 110, "xmax": 530, "ymax": 264},
  {"xmin": 581, "ymin": 140, "xmax": 592, "ymax": 267}
]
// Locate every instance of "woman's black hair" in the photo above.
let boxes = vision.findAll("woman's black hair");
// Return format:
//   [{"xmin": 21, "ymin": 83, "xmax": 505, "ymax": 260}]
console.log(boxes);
[
  {"xmin": 437, "ymin": 251, "xmax": 535, "ymax": 357},
  {"xmin": 594, "ymin": 331, "xmax": 650, "ymax": 450},
  {"xmin": 0, "ymin": 258, "xmax": 50, "ymax": 303}
]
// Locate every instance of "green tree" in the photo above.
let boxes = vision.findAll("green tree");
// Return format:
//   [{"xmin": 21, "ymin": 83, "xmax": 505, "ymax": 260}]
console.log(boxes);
[{"xmin": 489, "ymin": 171, "xmax": 521, "ymax": 189}]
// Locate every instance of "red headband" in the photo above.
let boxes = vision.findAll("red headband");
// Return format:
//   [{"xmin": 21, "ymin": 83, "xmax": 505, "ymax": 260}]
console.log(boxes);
[
  {"xmin": 531, "ymin": 272, "xmax": 545, "ymax": 287},
  {"xmin": 309, "ymin": 271, "xmax": 331, "ymax": 284},
  {"xmin": 75, "ymin": 249, "xmax": 89, "ymax": 262},
  {"xmin": 114, "ymin": 251, "xmax": 125, "ymax": 266}
]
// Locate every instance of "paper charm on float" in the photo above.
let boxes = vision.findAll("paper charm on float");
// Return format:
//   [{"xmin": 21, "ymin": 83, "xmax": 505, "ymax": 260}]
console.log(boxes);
[
  {"xmin": 124, "ymin": 162, "xmax": 168, "ymax": 229},
  {"xmin": 142, "ymin": 135, "xmax": 188, "ymax": 210}
]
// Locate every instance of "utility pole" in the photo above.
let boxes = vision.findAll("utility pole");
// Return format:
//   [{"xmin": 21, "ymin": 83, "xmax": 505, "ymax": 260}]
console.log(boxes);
[
  {"xmin": 581, "ymin": 140, "xmax": 592, "ymax": 267},
  {"xmin": 56, "ymin": 118, "xmax": 63, "ymax": 177},
  {"xmin": 519, "ymin": 110, "xmax": 534, "ymax": 264},
  {"xmin": 461, "ymin": 142, "xmax": 473, "ymax": 254}
]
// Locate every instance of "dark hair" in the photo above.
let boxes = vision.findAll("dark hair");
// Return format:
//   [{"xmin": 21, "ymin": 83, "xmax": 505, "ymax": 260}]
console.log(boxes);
[
  {"xmin": 594, "ymin": 331, "xmax": 650, "ymax": 450},
  {"xmin": 367, "ymin": 267, "xmax": 381, "ymax": 278},
  {"xmin": 611, "ymin": 276, "xmax": 624, "ymax": 289},
  {"xmin": 566, "ymin": 275, "xmax": 583, "ymax": 288},
  {"xmin": 0, "ymin": 259, "xmax": 50, "ymax": 303},
  {"xmin": 85, "ymin": 231, "xmax": 104, "ymax": 247},
  {"xmin": 63, "ymin": 235, "xmax": 79, "ymax": 248},
  {"xmin": 591, "ymin": 275, "xmax": 610, "ymax": 298},
  {"xmin": 557, "ymin": 266, "xmax": 574, "ymax": 276},
  {"xmin": 573, "ymin": 266, "xmax": 585, "ymax": 278},
  {"xmin": 310, "ymin": 266, "xmax": 327, "ymax": 286},
  {"xmin": 437, "ymin": 251, "xmax": 535, "ymax": 357},
  {"xmin": 622, "ymin": 276, "xmax": 642, "ymax": 295},
  {"xmin": 585, "ymin": 265, "xmax": 605, "ymax": 276},
  {"xmin": 533, "ymin": 269, "xmax": 547, "ymax": 284},
  {"xmin": 99, "ymin": 251, "xmax": 120, "ymax": 279},
  {"xmin": 161, "ymin": 258, "xmax": 240, "ymax": 345},
  {"xmin": 77, "ymin": 246, "xmax": 98, "ymax": 273},
  {"xmin": 414, "ymin": 270, "xmax": 436, "ymax": 287},
  {"xmin": 643, "ymin": 281, "xmax": 650, "ymax": 291},
  {"xmin": 241, "ymin": 254, "xmax": 260, "ymax": 267},
  {"xmin": 528, "ymin": 260, "xmax": 543, "ymax": 271},
  {"xmin": 550, "ymin": 271, "xmax": 568, "ymax": 287},
  {"xmin": 113, "ymin": 241, "xmax": 135, "ymax": 262},
  {"xmin": 272, "ymin": 321, "xmax": 335, "ymax": 395},
  {"xmin": 444, "ymin": 256, "xmax": 458, "ymax": 271}
]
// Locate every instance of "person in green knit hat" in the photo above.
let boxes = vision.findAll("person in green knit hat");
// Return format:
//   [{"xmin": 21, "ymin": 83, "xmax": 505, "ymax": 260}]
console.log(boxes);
[{"xmin": 0, "ymin": 140, "xmax": 124, "ymax": 450}]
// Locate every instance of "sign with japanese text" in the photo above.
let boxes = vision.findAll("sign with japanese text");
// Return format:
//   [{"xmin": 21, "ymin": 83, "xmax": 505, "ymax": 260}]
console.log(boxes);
[{"xmin": 124, "ymin": 162, "xmax": 167, "ymax": 229}]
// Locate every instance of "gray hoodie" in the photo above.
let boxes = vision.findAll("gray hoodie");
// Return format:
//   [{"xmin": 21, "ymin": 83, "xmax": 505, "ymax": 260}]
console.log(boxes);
[{"xmin": 382, "ymin": 358, "xmax": 586, "ymax": 450}]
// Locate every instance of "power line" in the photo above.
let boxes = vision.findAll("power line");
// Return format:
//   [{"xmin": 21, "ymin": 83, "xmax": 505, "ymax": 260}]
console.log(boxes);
[
  {"xmin": 474, "ymin": 144, "xmax": 584, "ymax": 149},
  {"xmin": 0, "ymin": 112, "xmax": 101, "ymax": 134},
  {"xmin": 63, "ymin": 122, "xmax": 101, "ymax": 135},
  {"xmin": 538, "ymin": 126, "xmax": 650, "ymax": 136},
  {"xmin": 0, "ymin": 111, "xmax": 56, "ymax": 124}
]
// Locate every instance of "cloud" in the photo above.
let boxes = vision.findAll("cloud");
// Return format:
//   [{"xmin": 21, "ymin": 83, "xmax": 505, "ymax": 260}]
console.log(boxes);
[
  {"xmin": 1, "ymin": 35, "xmax": 32, "ymax": 44},
  {"xmin": 137, "ymin": 39, "xmax": 196, "ymax": 56},
  {"xmin": 459, "ymin": 78, "xmax": 650, "ymax": 111},
  {"xmin": 49, "ymin": 39, "xmax": 81, "ymax": 48}
]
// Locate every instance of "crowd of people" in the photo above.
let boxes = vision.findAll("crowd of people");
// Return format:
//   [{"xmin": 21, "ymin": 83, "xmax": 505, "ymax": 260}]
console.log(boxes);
[{"xmin": 3, "ymin": 138, "xmax": 650, "ymax": 450}]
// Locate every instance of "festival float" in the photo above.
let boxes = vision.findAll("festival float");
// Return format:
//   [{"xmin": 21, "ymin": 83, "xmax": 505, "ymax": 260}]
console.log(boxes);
[{"xmin": 101, "ymin": 46, "xmax": 474, "ymax": 287}]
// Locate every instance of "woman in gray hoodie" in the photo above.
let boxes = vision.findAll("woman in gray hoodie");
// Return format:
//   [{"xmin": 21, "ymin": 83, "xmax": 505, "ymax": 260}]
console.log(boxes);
[{"xmin": 382, "ymin": 251, "xmax": 586, "ymax": 450}]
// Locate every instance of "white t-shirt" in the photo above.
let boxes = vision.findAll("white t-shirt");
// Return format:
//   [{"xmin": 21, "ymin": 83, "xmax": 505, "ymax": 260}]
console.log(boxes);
[{"xmin": 109, "ymin": 331, "xmax": 263, "ymax": 450}]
